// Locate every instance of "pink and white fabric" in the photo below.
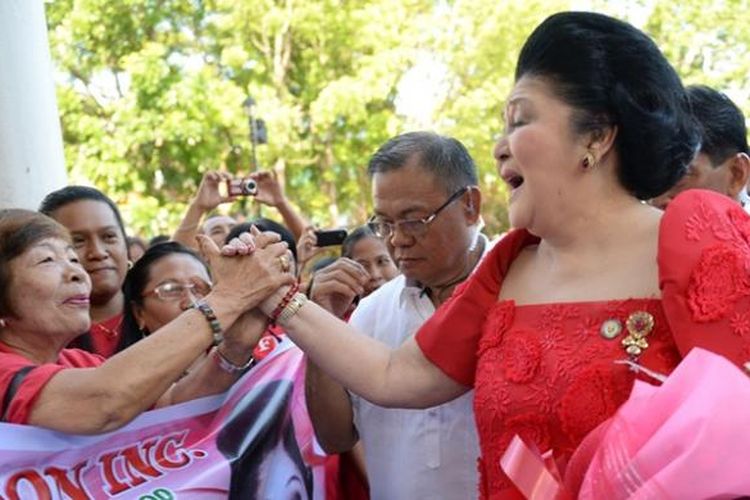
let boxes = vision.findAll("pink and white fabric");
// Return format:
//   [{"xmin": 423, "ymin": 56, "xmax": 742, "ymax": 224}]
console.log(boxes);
[
  {"xmin": 575, "ymin": 347, "xmax": 750, "ymax": 499},
  {"xmin": 0, "ymin": 339, "xmax": 327, "ymax": 499}
]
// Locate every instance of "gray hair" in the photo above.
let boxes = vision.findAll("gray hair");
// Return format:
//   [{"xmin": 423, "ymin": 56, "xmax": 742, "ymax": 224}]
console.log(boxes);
[{"xmin": 367, "ymin": 131, "xmax": 478, "ymax": 193}]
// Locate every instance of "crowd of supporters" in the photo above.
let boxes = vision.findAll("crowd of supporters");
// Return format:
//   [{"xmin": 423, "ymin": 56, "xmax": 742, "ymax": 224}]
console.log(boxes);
[{"xmin": 2, "ymin": 10, "xmax": 750, "ymax": 499}]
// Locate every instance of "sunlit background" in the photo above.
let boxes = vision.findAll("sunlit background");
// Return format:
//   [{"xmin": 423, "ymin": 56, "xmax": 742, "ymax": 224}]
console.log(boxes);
[{"xmin": 45, "ymin": 0, "xmax": 750, "ymax": 238}]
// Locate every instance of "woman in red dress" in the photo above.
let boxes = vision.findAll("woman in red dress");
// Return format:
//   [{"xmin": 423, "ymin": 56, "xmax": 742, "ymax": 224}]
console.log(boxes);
[
  {"xmin": 0, "ymin": 209, "xmax": 292, "ymax": 434},
  {"xmin": 237, "ymin": 12, "xmax": 750, "ymax": 499}
]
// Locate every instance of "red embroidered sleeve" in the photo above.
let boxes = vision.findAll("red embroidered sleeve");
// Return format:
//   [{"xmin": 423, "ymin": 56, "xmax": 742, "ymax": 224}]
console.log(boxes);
[{"xmin": 659, "ymin": 189, "xmax": 750, "ymax": 366}]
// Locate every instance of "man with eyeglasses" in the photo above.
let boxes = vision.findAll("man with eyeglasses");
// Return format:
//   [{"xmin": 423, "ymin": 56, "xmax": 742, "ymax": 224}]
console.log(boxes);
[{"xmin": 306, "ymin": 131, "xmax": 485, "ymax": 499}]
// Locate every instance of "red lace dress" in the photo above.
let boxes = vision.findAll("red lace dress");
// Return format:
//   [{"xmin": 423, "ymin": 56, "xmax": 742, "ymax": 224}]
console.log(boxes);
[{"xmin": 415, "ymin": 190, "xmax": 750, "ymax": 499}]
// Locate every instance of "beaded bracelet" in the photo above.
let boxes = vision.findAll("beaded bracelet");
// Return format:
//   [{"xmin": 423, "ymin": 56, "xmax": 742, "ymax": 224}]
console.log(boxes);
[
  {"xmin": 269, "ymin": 284, "xmax": 300, "ymax": 325},
  {"xmin": 193, "ymin": 299, "xmax": 223, "ymax": 346},
  {"xmin": 212, "ymin": 347, "xmax": 254, "ymax": 374}
]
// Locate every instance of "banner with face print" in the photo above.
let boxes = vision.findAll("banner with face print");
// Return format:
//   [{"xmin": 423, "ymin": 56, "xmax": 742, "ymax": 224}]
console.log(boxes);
[{"xmin": 0, "ymin": 340, "xmax": 326, "ymax": 500}]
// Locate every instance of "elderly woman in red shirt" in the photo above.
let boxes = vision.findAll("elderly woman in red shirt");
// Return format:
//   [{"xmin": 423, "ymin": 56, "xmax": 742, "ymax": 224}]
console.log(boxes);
[{"xmin": 0, "ymin": 209, "xmax": 293, "ymax": 434}]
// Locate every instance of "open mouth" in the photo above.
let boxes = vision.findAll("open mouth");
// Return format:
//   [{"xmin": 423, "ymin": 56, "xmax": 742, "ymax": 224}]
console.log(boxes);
[
  {"xmin": 507, "ymin": 174, "xmax": 524, "ymax": 190},
  {"xmin": 501, "ymin": 167, "xmax": 525, "ymax": 191}
]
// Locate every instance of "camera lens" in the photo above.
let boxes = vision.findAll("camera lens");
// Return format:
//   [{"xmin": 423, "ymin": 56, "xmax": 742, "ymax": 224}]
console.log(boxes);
[{"xmin": 241, "ymin": 179, "xmax": 257, "ymax": 195}]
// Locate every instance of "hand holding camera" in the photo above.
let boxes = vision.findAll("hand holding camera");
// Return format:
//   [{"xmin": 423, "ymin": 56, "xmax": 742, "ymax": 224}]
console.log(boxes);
[
  {"xmin": 250, "ymin": 171, "xmax": 286, "ymax": 207},
  {"xmin": 225, "ymin": 177, "xmax": 258, "ymax": 197},
  {"xmin": 194, "ymin": 171, "xmax": 237, "ymax": 211}
]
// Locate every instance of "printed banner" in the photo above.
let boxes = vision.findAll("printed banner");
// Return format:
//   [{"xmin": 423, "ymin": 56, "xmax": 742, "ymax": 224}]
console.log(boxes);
[{"xmin": 0, "ymin": 340, "xmax": 326, "ymax": 499}]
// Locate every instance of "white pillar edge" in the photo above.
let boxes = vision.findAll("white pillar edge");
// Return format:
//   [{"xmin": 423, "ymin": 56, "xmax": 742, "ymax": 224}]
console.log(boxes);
[{"xmin": 0, "ymin": 0, "xmax": 67, "ymax": 210}]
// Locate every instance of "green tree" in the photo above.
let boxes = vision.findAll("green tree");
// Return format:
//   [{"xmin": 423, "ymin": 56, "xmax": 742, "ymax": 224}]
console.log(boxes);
[
  {"xmin": 47, "ymin": 0, "xmax": 437, "ymax": 236},
  {"xmin": 47, "ymin": 0, "xmax": 750, "ymax": 238}
]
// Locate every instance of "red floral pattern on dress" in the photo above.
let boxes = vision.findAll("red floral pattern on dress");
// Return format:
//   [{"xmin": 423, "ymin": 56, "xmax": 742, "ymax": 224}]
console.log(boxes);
[
  {"xmin": 727, "ymin": 207, "xmax": 750, "ymax": 245},
  {"xmin": 547, "ymin": 339, "xmax": 594, "ymax": 386},
  {"xmin": 478, "ymin": 301, "xmax": 514, "ymax": 356},
  {"xmin": 730, "ymin": 311, "xmax": 750, "ymax": 341},
  {"xmin": 501, "ymin": 332, "xmax": 542, "ymax": 384},
  {"xmin": 684, "ymin": 198, "xmax": 750, "ymax": 246},
  {"xmin": 473, "ymin": 298, "xmax": 679, "ymax": 500},
  {"xmin": 574, "ymin": 316, "xmax": 600, "ymax": 344},
  {"xmin": 684, "ymin": 200, "xmax": 715, "ymax": 241},
  {"xmin": 687, "ymin": 243, "xmax": 750, "ymax": 322},
  {"xmin": 558, "ymin": 363, "xmax": 634, "ymax": 444},
  {"xmin": 502, "ymin": 413, "xmax": 553, "ymax": 451}
]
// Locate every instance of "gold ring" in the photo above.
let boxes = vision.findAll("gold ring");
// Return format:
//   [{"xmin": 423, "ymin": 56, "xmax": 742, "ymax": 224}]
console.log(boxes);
[{"xmin": 278, "ymin": 255, "xmax": 291, "ymax": 273}]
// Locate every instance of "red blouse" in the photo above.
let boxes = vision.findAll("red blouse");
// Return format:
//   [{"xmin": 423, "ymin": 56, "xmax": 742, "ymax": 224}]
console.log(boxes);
[
  {"xmin": 0, "ymin": 342, "xmax": 104, "ymax": 424},
  {"xmin": 89, "ymin": 312, "xmax": 124, "ymax": 358},
  {"xmin": 415, "ymin": 190, "xmax": 750, "ymax": 499}
]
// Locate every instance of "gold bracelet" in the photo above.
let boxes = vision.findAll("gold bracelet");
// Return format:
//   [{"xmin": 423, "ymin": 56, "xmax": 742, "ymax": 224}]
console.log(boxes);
[{"xmin": 277, "ymin": 293, "xmax": 308, "ymax": 325}]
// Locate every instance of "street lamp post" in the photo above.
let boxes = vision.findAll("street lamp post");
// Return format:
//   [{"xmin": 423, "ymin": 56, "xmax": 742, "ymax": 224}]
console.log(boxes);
[{"xmin": 241, "ymin": 96, "xmax": 267, "ymax": 172}]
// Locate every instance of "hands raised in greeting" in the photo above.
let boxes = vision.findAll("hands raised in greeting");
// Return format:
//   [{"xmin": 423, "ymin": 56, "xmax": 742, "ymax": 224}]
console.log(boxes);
[{"xmin": 196, "ymin": 227, "xmax": 295, "ymax": 321}]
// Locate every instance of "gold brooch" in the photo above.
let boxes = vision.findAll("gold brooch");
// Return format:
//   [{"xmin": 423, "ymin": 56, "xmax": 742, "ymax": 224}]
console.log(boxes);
[{"xmin": 622, "ymin": 311, "xmax": 654, "ymax": 359}]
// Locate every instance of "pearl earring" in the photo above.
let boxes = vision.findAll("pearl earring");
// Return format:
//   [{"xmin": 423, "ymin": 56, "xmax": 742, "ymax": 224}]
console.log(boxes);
[{"xmin": 582, "ymin": 153, "xmax": 596, "ymax": 169}]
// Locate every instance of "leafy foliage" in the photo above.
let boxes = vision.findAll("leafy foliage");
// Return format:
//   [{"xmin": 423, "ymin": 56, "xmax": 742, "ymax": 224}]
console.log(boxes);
[{"xmin": 46, "ymin": 0, "xmax": 750, "ymax": 238}]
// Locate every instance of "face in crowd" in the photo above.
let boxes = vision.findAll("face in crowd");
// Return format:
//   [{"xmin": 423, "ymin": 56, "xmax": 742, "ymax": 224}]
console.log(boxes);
[
  {"xmin": 203, "ymin": 215, "xmax": 237, "ymax": 248},
  {"xmin": 124, "ymin": 243, "xmax": 212, "ymax": 336},
  {"xmin": 46, "ymin": 198, "xmax": 129, "ymax": 310},
  {"xmin": 0, "ymin": 210, "xmax": 92, "ymax": 350},
  {"xmin": 651, "ymin": 86, "xmax": 750, "ymax": 209},
  {"xmin": 371, "ymin": 158, "xmax": 480, "ymax": 288},
  {"xmin": 651, "ymin": 153, "xmax": 746, "ymax": 209},
  {"xmin": 343, "ymin": 231, "xmax": 398, "ymax": 297},
  {"xmin": 491, "ymin": 12, "xmax": 698, "ymax": 232},
  {"xmin": 494, "ymin": 76, "xmax": 604, "ymax": 232}
]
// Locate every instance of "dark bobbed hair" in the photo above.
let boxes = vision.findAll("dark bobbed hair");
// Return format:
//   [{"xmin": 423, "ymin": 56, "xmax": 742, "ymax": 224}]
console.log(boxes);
[
  {"xmin": 225, "ymin": 218, "xmax": 298, "ymax": 262},
  {"xmin": 341, "ymin": 225, "xmax": 378, "ymax": 259},
  {"xmin": 216, "ymin": 379, "xmax": 314, "ymax": 498},
  {"xmin": 148, "ymin": 235, "xmax": 170, "ymax": 247},
  {"xmin": 0, "ymin": 209, "xmax": 71, "ymax": 317},
  {"xmin": 39, "ymin": 185, "xmax": 128, "ymax": 242},
  {"xmin": 686, "ymin": 85, "xmax": 749, "ymax": 166},
  {"xmin": 515, "ymin": 11, "xmax": 700, "ymax": 199},
  {"xmin": 367, "ymin": 131, "xmax": 479, "ymax": 194},
  {"xmin": 120, "ymin": 242, "xmax": 210, "ymax": 351}
]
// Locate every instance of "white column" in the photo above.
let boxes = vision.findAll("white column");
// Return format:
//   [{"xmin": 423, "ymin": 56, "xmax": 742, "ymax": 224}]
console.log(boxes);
[{"xmin": 0, "ymin": 0, "xmax": 66, "ymax": 210}]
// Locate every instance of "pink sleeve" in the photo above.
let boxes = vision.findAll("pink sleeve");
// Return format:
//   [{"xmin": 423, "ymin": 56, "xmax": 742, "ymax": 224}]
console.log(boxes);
[{"xmin": 659, "ymin": 189, "xmax": 750, "ymax": 367}]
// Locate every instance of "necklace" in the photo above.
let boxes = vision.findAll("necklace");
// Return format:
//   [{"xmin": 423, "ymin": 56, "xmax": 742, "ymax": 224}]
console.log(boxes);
[
  {"xmin": 94, "ymin": 315, "xmax": 124, "ymax": 339},
  {"xmin": 423, "ymin": 237, "xmax": 487, "ymax": 305}
]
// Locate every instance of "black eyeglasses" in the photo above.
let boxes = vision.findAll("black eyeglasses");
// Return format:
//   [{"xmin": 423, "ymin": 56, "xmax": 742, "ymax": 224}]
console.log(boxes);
[{"xmin": 367, "ymin": 187, "xmax": 470, "ymax": 239}]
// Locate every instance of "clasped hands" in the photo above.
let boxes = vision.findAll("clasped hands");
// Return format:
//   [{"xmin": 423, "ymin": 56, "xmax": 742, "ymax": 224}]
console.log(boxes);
[
  {"xmin": 205, "ymin": 226, "xmax": 296, "ymax": 318},
  {"xmin": 194, "ymin": 226, "xmax": 294, "ymax": 362}
]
